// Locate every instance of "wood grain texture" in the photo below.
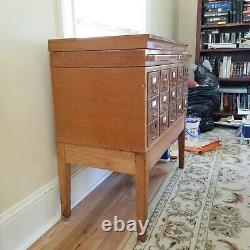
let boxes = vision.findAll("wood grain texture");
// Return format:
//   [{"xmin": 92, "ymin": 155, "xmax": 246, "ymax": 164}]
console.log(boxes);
[
  {"xmin": 56, "ymin": 143, "xmax": 71, "ymax": 218},
  {"xmin": 48, "ymin": 34, "xmax": 188, "ymax": 52},
  {"xmin": 48, "ymin": 35, "xmax": 188, "ymax": 243},
  {"xmin": 50, "ymin": 49, "xmax": 190, "ymax": 68},
  {"xmin": 146, "ymin": 115, "xmax": 185, "ymax": 169},
  {"xmin": 52, "ymin": 67, "xmax": 147, "ymax": 153},
  {"xmin": 195, "ymin": 0, "xmax": 203, "ymax": 64},
  {"xmin": 65, "ymin": 144, "xmax": 136, "ymax": 174},
  {"xmin": 50, "ymin": 50, "xmax": 146, "ymax": 68},
  {"xmin": 135, "ymin": 154, "xmax": 149, "ymax": 242},
  {"xmin": 178, "ymin": 129, "xmax": 185, "ymax": 169}
]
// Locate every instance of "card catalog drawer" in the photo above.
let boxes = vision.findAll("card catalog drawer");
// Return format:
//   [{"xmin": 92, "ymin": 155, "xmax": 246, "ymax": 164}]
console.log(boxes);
[
  {"xmin": 169, "ymin": 105, "xmax": 176, "ymax": 126},
  {"xmin": 160, "ymin": 91, "xmax": 169, "ymax": 114},
  {"xmin": 170, "ymin": 67, "xmax": 178, "ymax": 82},
  {"xmin": 177, "ymin": 100, "xmax": 183, "ymax": 117},
  {"xmin": 160, "ymin": 111, "xmax": 169, "ymax": 135},
  {"xmin": 184, "ymin": 66, "xmax": 189, "ymax": 81},
  {"xmin": 160, "ymin": 69, "xmax": 169, "ymax": 93},
  {"xmin": 148, "ymin": 96, "xmax": 159, "ymax": 123},
  {"xmin": 177, "ymin": 84, "xmax": 183, "ymax": 102},
  {"xmin": 147, "ymin": 118, "xmax": 159, "ymax": 146},
  {"xmin": 169, "ymin": 85, "xmax": 177, "ymax": 108},
  {"xmin": 147, "ymin": 71, "xmax": 160, "ymax": 98},
  {"xmin": 178, "ymin": 66, "xmax": 184, "ymax": 79}
]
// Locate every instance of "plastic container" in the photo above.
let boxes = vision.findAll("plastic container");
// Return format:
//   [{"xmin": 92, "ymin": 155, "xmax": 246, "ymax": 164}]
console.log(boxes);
[{"xmin": 186, "ymin": 118, "xmax": 201, "ymax": 138}]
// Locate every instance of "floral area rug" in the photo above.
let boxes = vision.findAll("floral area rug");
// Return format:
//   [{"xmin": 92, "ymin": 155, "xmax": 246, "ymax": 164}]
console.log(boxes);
[{"xmin": 134, "ymin": 128, "xmax": 250, "ymax": 250}]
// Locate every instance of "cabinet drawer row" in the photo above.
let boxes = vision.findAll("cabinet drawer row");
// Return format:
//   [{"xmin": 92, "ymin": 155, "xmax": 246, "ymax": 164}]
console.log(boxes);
[
  {"xmin": 147, "ymin": 99, "xmax": 187, "ymax": 146},
  {"xmin": 148, "ymin": 82, "xmax": 188, "ymax": 123},
  {"xmin": 147, "ymin": 66, "xmax": 189, "ymax": 98}
]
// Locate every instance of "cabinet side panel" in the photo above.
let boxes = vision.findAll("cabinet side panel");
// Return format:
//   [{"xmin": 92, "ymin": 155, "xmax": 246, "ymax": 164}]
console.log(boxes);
[{"xmin": 51, "ymin": 67, "xmax": 146, "ymax": 152}]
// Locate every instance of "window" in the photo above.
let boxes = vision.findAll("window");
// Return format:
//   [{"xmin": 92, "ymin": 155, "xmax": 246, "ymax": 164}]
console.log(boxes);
[{"xmin": 61, "ymin": 0, "xmax": 147, "ymax": 38}]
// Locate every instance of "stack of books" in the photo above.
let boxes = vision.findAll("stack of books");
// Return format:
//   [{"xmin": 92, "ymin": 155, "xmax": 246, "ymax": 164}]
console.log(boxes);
[
  {"xmin": 203, "ymin": 0, "xmax": 245, "ymax": 25},
  {"xmin": 244, "ymin": 0, "xmax": 250, "ymax": 22},
  {"xmin": 201, "ymin": 56, "xmax": 250, "ymax": 78},
  {"xmin": 204, "ymin": 1, "xmax": 231, "ymax": 24}
]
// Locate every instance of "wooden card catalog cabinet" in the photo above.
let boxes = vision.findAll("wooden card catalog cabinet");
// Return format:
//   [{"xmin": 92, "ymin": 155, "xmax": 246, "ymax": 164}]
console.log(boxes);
[{"xmin": 49, "ymin": 34, "xmax": 189, "ymax": 241}]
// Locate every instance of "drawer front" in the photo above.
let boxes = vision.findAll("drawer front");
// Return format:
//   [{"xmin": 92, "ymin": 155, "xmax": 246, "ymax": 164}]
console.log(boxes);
[
  {"xmin": 169, "ymin": 85, "xmax": 177, "ymax": 108},
  {"xmin": 170, "ymin": 67, "xmax": 178, "ymax": 82},
  {"xmin": 147, "ymin": 118, "xmax": 159, "ymax": 146},
  {"xmin": 184, "ymin": 66, "xmax": 189, "ymax": 81},
  {"xmin": 169, "ymin": 105, "xmax": 177, "ymax": 126},
  {"xmin": 178, "ymin": 66, "xmax": 184, "ymax": 79},
  {"xmin": 177, "ymin": 84, "xmax": 183, "ymax": 102},
  {"xmin": 160, "ymin": 111, "xmax": 169, "ymax": 135},
  {"xmin": 183, "ymin": 94, "xmax": 188, "ymax": 111},
  {"xmin": 148, "ymin": 96, "xmax": 159, "ymax": 123},
  {"xmin": 147, "ymin": 71, "xmax": 160, "ymax": 98},
  {"xmin": 169, "ymin": 67, "xmax": 178, "ymax": 89},
  {"xmin": 160, "ymin": 91, "xmax": 169, "ymax": 114},
  {"xmin": 160, "ymin": 69, "xmax": 169, "ymax": 93},
  {"xmin": 177, "ymin": 100, "xmax": 183, "ymax": 117}
]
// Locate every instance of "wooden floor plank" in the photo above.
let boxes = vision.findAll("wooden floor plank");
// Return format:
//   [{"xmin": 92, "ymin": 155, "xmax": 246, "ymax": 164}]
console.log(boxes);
[{"xmin": 29, "ymin": 161, "xmax": 175, "ymax": 250}]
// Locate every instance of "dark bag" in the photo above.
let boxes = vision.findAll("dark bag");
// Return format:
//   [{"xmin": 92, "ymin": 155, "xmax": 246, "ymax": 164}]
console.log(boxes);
[{"xmin": 187, "ymin": 63, "xmax": 220, "ymax": 133}]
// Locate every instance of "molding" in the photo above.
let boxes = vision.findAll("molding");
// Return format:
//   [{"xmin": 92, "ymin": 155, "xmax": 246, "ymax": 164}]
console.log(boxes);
[{"xmin": 0, "ymin": 167, "xmax": 111, "ymax": 250}]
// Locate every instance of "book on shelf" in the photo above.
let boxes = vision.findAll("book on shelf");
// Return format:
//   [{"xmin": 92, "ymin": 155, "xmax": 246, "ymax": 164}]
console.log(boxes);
[
  {"xmin": 219, "ymin": 92, "xmax": 250, "ymax": 113},
  {"xmin": 207, "ymin": 43, "xmax": 237, "ymax": 49},
  {"xmin": 201, "ymin": 30, "xmax": 250, "ymax": 49},
  {"xmin": 219, "ymin": 86, "xmax": 248, "ymax": 93},
  {"xmin": 201, "ymin": 56, "xmax": 250, "ymax": 78}
]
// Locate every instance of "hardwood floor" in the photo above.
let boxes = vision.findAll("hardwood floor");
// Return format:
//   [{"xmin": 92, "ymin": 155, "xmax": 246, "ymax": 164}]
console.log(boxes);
[{"xmin": 29, "ymin": 161, "xmax": 176, "ymax": 250}]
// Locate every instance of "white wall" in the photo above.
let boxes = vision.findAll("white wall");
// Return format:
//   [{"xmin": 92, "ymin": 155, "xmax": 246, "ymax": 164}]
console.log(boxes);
[
  {"xmin": 0, "ymin": 0, "xmax": 180, "ymax": 249},
  {"xmin": 0, "ymin": 0, "xmax": 61, "ymax": 213},
  {"xmin": 176, "ymin": 0, "xmax": 198, "ymax": 64},
  {"xmin": 0, "ymin": 1, "xmax": 111, "ymax": 249},
  {"xmin": 147, "ymin": 0, "xmax": 177, "ymax": 39}
]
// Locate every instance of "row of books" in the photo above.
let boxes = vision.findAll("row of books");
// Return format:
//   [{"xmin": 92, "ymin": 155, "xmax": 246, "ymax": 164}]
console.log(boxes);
[
  {"xmin": 201, "ymin": 56, "xmax": 250, "ymax": 78},
  {"xmin": 201, "ymin": 30, "xmax": 247, "ymax": 44},
  {"xmin": 220, "ymin": 93, "xmax": 238, "ymax": 111},
  {"xmin": 220, "ymin": 93, "xmax": 250, "ymax": 111},
  {"xmin": 239, "ymin": 93, "xmax": 250, "ymax": 109},
  {"xmin": 203, "ymin": 0, "xmax": 245, "ymax": 25}
]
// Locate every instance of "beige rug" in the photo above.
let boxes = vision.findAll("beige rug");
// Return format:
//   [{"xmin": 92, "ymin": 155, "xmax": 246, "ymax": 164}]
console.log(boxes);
[{"xmin": 127, "ymin": 128, "xmax": 250, "ymax": 250}]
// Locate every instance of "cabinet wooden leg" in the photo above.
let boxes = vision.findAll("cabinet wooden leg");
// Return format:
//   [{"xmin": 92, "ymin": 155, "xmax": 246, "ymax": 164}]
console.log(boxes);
[
  {"xmin": 135, "ymin": 154, "xmax": 149, "ymax": 242},
  {"xmin": 178, "ymin": 129, "xmax": 185, "ymax": 169},
  {"xmin": 56, "ymin": 143, "xmax": 71, "ymax": 218}
]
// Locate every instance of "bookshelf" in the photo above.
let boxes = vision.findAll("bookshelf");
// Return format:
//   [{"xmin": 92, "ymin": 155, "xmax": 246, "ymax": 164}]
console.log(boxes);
[
  {"xmin": 201, "ymin": 22, "xmax": 250, "ymax": 29},
  {"xmin": 196, "ymin": 0, "xmax": 250, "ymax": 117}
]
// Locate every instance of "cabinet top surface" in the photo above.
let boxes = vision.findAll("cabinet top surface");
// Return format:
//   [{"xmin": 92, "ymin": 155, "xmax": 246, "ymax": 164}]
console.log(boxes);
[{"xmin": 48, "ymin": 34, "xmax": 188, "ymax": 52}]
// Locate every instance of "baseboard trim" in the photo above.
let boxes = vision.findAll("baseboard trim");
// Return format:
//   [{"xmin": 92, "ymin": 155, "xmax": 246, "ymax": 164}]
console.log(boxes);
[{"xmin": 0, "ymin": 167, "xmax": 111, "ymax": 250}]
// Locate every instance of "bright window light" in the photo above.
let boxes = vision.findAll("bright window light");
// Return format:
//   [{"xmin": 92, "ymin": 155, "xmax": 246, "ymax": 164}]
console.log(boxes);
[{"xmin": 62, "ymin": 0, "xmax": 146, "ymax": 38}]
